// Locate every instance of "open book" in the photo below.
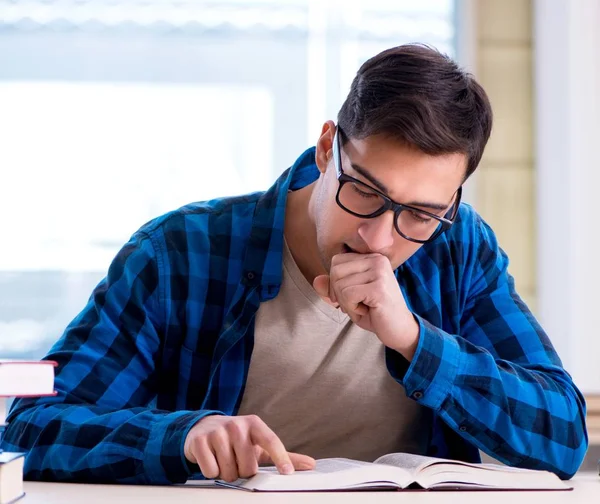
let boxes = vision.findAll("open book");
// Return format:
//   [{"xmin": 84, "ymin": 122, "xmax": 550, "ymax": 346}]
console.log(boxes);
[{"xmin": 209, "ymin": 453, "xmax": 572, "ymax": 492}]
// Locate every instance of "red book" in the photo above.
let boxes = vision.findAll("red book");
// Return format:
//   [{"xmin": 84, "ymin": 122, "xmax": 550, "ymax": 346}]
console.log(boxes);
[
  {"xmin": 0, "ymin": 361, "xmax": 54, "ymax": 503},
  {"xmin": 0, "ymin": 360, "xmax": 57, "ymax": 398}
]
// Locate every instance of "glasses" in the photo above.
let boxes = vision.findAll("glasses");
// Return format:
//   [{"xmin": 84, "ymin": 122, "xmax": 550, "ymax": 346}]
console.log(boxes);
[{"xmin": 332, "ymin": 127, "xmax": 462, "ymax": 244}]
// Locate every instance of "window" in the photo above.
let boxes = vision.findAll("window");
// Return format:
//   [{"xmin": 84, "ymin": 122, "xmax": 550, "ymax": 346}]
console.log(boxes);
[{"xmin": 0, "ymin": 0, "xmax": 456, "ymax": 359}]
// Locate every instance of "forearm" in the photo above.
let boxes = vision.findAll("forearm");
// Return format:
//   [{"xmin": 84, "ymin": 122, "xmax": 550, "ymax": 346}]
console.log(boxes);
[
  {"xmin": 387, "ymin": 316, "xmax": 588, "ymax": 479},
  {"xmin": 3, "ymin": 398, "xmax": 223, "ymax": 484}
]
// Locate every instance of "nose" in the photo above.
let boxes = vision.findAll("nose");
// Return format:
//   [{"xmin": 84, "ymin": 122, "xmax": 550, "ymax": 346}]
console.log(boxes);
[{"xmin": 357, "ymin": 211, "xmax": 396, "ymax": 253}]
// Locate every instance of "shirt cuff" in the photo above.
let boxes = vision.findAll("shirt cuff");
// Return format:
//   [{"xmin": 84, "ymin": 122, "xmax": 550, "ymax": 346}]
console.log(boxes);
[
  {"xmin": 386, "ymin": 314, "xmax": 461, "ymax": 411},
  {"xmin": 144, "ymin": 409, "xmax": 225, "ymax": 484}
]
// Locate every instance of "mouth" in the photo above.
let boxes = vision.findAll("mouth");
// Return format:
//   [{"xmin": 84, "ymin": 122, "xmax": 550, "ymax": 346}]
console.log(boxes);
[{"xmin": 343, "ymin": 244, "xmax": 359, "ymax": 254}]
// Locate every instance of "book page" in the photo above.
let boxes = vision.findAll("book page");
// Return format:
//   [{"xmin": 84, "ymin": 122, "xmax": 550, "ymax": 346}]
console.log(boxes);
[
  {"xmin": 228, "ymin": 458, "xmax": 412, "ymax": 491},
  {"xmin": 417, "ymin": 466, "xmax": 570, "ymax": 490},
  {"xmin": 183, "ymin": 479, "xmax": 220, "ymax": 488},
  {"xmin": 250, "ymin": 458, "xmax": 391, "ymax": 476},
  {"xmin": 313, "ymin": 458, "xmax": 376, "ymax": 473},
  {"xmin": 374, "ymin": 453, "xmax": 569, "ymax": 490},
  {"xmin": 374, "ymin": 452, "xmax": 443, "ymax": 474},
  {"xmin": 241, "ymin": 458, "xmax": 373, "ymax": 476}
]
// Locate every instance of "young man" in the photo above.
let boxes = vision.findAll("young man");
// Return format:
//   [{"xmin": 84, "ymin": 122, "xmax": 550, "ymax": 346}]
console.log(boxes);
[{"xmin": 3, "ymin": 44, "xmax": 587, "ymax": 484}]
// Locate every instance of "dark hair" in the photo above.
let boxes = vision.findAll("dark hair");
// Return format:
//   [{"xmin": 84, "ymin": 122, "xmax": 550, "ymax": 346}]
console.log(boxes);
[{"xmin": 337, "ymin": 44, "xmax": 492, "ymax": 179}]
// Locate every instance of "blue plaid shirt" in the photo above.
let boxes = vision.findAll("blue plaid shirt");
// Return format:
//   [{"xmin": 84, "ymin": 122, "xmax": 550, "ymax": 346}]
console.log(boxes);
[{"xmin": 3, "ymin": 148, "xmax": 588, "ymax": 482}]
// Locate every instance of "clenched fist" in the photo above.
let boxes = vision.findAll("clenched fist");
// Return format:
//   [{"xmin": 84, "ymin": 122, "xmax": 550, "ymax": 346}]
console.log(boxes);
[
  {"xmin": 313, "ymin": 252, "xmax": 420, "ymax": 360},
  {"xmin": 184, "ymin": 414, "xmax": 316, "ymax": 482}
]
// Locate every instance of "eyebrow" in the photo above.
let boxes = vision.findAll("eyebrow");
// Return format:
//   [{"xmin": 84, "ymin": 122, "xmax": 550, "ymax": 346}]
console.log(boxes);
[{"xmin": 349, "ymin": 162, "xmax": 450, "ymax": 211}]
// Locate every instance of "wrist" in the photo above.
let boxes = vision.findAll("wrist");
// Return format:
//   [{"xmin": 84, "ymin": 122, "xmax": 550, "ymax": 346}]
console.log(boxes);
[{"xmin": 390, "ymin": 314, "xmax": 420, "ymax": 361}]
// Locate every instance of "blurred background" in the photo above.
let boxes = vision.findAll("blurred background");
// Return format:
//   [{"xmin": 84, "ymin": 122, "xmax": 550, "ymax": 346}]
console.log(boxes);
[{"xmin": 0, "ymin": 0, "xmax": 598, "ymax": 468}]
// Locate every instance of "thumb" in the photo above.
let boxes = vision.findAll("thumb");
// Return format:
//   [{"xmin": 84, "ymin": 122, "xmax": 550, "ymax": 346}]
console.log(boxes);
[{"xmin": 313, "ymin": 275, "xmax": 338, "ymax": 306}]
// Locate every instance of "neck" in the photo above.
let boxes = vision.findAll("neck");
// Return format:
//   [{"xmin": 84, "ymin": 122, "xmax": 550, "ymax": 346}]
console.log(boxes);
[{"xmin": 284, "ymin": 184, "xmax": 325, "ymax": 285}]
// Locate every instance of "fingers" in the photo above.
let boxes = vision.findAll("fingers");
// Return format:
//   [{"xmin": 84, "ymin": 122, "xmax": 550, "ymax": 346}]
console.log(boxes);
[
  {"xmin": 338, "ymin": 285, "xmax": 370, "ymax": 318},
  {"xmin": 312, "ymin": 274, "xmax": 329, "ymax": 299},
  {"xmin": 331, "ymin": 252, "xmax": 380, "ymax": 265},
  {"xmin": 329, "ymin": 270, "xmax": 375, "ymax": 315},
  {"xmin": 314, "ymin": 255, "xmax": 390, "ymax": 308},
  {"xmin": 354, "ymin": 303, "xmax": 369, "ymax": 316},
  {"xmin": 328, "ymin": 254, "xmax": 391, "ymax": 316},
  {"xmin": 288, "ymin": 452, "xmax": 317, "ymax": 471},
  {"xmin": 210, "ymin": 428, "xmax": 239, "ymax": 482},
  {"xmin": 312, "ymin": 275, "xmax": 339, "ymax": 306},
  {"xmin": 257, "ymin": 449, "xmax": 316, "ymax": 471},
  {"xmin": 335, "ymin": 271, "xmax": 377, "ymax": 297},
  {"xmin": 329, "ymin": 254, "xmax": 384, "ymax": 306},
  {"xmin": 330, "ymin": 253, "xmax": 389, "ymax": 280},
  {"xmin": 192, "ymin": 437, "xmax": 220, "ymax": 479},
  {"xmin": 185, "ymin": 415, "xmax": 305, "ymax": 482},
  {"xmin": 228, "ymin": 421, "xmax": 259, "ymax": 479},
  {"xmin": 248, "ymin": 416, "xmax": 295, "ymax": 475}
]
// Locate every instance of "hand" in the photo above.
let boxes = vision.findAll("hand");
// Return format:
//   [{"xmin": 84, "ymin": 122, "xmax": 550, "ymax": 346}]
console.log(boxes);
[
  {"xmin": 184, "ymin": 414, "xmax": 316, "ymax": 482},
  {"xmin": 313, "ymin": 253, "xmax": 420, "ymax": 360}
]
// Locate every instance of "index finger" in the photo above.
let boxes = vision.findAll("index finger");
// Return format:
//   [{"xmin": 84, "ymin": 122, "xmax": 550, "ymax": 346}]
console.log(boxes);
[
  {"xmin": 248, "ymin": 417, "xmax": 294, "ymax": 475},
  {"xmin": 331, "ymin": 252, "xmax": 380, "ymax": 266}
]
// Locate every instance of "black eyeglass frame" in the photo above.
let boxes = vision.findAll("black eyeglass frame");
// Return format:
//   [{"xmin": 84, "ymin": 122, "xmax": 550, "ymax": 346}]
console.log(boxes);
[{"xmin": 332, "ymin": 126, "xmax": 462, "ymax": 244}]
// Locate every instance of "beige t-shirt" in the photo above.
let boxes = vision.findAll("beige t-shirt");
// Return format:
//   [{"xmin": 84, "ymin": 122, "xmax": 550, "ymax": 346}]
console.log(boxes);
[{"xmin": 237, "ymin": 241, "xmax": 430, "ymax": 462}]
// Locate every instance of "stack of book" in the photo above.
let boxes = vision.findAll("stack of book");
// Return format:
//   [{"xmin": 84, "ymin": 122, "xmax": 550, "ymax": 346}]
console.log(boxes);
[{"xmin": 0, "ymin": 360, "xmax": 56, "ymax": 504}]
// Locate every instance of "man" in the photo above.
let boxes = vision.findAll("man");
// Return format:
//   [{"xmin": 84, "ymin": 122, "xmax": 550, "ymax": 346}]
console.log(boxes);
[{"xmin": 3, "ymin": 44, "xmax": 587, "ymax": 484}]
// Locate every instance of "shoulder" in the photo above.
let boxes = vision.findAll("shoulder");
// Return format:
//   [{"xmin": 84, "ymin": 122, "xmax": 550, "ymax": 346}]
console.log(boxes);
[
  {"xmin": 443, "ymin": 202, "xmax": 502, "ymax": 258},
  {"xmin": 135, "ymin": 193, "xmax": 263, "ymax": 251},
  {"xmin": 114, "ymin": 193, "xmax": 263, "ymax": 287},
  {"xmin": 403, "ymin": 203, "xmax": 505, "ymax": 289}
]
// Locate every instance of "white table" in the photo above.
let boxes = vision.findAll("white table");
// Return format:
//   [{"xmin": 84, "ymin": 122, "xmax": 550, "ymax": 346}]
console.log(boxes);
[{"xmin": 22, "ymin": 473, "xmax": 600, "ymax": 503}]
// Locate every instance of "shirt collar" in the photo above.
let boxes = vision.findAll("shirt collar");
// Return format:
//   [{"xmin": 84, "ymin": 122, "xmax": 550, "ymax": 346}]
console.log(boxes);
[{"xmin": 241, "ymin": 147, "xmax": 319, "ymax": 298}]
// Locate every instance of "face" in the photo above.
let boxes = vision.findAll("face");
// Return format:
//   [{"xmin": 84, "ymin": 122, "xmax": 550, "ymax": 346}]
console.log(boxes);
[{"xmin": 310, "ymin": 121, "xmax": 466, "ymax": 272}]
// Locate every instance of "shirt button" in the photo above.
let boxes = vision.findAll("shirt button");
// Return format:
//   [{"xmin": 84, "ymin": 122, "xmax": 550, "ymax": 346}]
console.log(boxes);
[
  {"xmin": 459, "ymin": 425, "xmax": 467, "ymax": 432},
  {"xmin": 246, "ymin": 271, "xmax": 255, "ymax": 280},
  {"xmin": 412, "ymin": 391, "xmax": 424, "ymax": 400}
]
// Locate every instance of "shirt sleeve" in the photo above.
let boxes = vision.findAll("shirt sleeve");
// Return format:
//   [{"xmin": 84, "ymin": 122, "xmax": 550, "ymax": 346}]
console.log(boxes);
[
  {"xmin": 387, "ymin": 216, "xmax": 588, "ymax": 479},
  {"xmin": 2, "ymin": 231, "xmax": 223, "ymax": 484}
]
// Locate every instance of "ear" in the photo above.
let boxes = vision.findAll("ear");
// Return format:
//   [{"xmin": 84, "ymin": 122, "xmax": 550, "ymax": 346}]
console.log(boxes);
[{"xmin": 315, "ymin": 120, "xmax": 336, "ymax": 174}]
